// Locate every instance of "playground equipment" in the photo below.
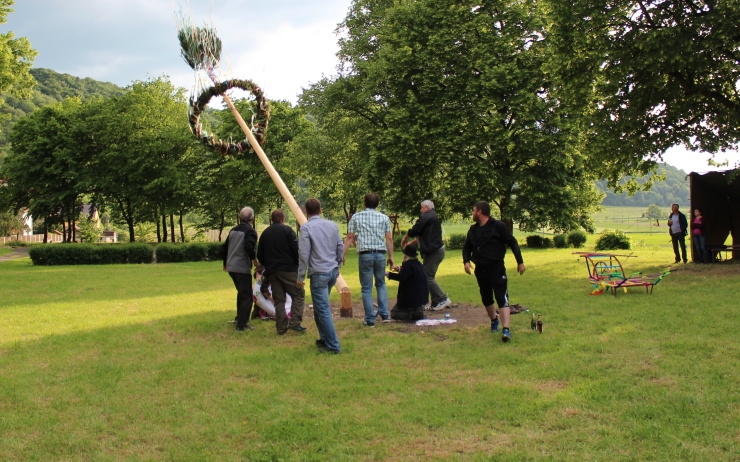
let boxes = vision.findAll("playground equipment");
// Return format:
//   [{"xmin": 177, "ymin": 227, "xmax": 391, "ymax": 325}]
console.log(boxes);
[{"xmin": 574, "ymin": 252, "xmax": 671, "ymax": 296}]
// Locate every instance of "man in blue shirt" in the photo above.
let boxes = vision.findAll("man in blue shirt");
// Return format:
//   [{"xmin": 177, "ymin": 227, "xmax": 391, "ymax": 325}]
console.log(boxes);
[
  {"xmin": 297, "ymin": 198, "xmax": 344, "ymax": 354},
  {"xmin": 343, "ymin": 193, "xmax": 395, "ymax": 327}
]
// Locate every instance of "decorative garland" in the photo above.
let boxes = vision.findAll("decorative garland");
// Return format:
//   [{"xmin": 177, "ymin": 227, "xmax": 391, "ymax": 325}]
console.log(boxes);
[{"xmin": 188, "ymin": 79, "xmax": 271, "ymax": 155}]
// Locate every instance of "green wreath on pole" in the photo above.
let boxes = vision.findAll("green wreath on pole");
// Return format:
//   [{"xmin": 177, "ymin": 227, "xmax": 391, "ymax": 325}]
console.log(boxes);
[{"xmin": 188, "ymin": 79, "xmax": 270, "ymax": 155}]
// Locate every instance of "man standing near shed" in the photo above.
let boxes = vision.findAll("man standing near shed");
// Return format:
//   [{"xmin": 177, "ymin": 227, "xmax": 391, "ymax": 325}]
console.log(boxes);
[
  {"xmin": 401, "ymin": 199, "xmax": 451, "ymax": 311},
  {"xmin": 343, "ymin": 193, "xmax": 394, "ymax": 327},
  {"xmin": 463, "ymin": 201, "xmax": 525, "ymax": 343},
  {"xmin": 667, "ymin": 203, "xmax": 688, "ymax": 264},
  {"xmin": 257, "ymin": 209, "xmax": 306, "ymax": 336}
]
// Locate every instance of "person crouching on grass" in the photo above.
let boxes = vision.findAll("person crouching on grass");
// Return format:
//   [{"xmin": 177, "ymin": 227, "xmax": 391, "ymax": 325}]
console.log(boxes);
[{"xmin": 386, "ymin": 244, "xmax": 428, "ymax": 322}]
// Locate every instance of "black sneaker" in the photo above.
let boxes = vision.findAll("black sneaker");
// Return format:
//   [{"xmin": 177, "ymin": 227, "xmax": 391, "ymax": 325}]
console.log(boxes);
[
  {"xmin": 501, "ymin": 328, "xmax": 512, "ymax": 343},
  {"xmin": 362, "ymin": 321, "xmax": 375, "ymax": 328},
  {"xmin": 317, "ymin": 345, "xmax": 340, "ymax": 354},
  {"xmin": 316, "ymin": 339, "xmax": 326, "ymax": 347},
  {"xmin": 289, "ymin": 326, "xmax": 308, "ymax": 332},
  {"xmin": 236, "ymin": 324, "xmax": 255, "ymax": 331}
]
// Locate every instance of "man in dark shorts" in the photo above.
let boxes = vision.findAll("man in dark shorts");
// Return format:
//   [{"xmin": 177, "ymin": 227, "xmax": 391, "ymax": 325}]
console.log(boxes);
[{"xmin": 462, "ymin": 201, "xmax": 526, "ymax": 343}]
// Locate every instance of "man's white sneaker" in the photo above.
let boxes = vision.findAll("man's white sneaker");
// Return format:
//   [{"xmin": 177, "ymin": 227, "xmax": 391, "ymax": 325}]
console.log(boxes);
[{"xmin": 433, "ymin": 298, "xmax": 452, "ymax": 310}]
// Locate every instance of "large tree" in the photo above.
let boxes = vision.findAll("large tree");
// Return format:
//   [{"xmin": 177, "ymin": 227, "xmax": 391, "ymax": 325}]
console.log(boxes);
[
  {"xmin": 303, "ymin": 0, "xmax": 601, "ymax": 231},
  {"xmin": 545, "ymin": 0, "xmax": 740, "ymax": 184},
  {"xmin": 3, "ymin": 99, "xmax": 87, "ymax": 242},
  {"xmin": 0, "ymin": 0, "xmax": 36, "ymax": 101},
  {"xmin": 83, "ymin": 78, "xmax": 198, "ymax": 242}
]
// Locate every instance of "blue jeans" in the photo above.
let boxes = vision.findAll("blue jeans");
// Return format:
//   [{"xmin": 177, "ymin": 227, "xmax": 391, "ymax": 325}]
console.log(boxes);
[
  {"xmin": 309, "ymin": 267, "xmax": 340, "ymax": 352},
  {"xmin": 359, "ymin": 253, "xmax": 388, "ymax": 323},
  {"xmin": 692, "ymin": 234, "xmax": 709, "ymax": 263}
]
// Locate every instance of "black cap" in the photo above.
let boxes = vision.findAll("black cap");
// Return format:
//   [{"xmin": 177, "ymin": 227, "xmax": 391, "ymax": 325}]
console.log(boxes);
[{"xmin": 403, "ymin": 244, "xmax": 418, "ymax": 258}]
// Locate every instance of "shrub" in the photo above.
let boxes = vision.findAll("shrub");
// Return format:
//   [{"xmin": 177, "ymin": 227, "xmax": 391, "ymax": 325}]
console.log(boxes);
[
  {"xmin": 567, "ymin": 230, "xmax": 588, "ymax": 248},
  {"xmin": 445, "ymin": 233, "xmax": 467, "ymax": 250},
  {"xmin": 393, "ymin": 232, "xmax": 405, "ymax": 250},
  {"xmin": 28, "ymin": 243, "xmax": 154, "ymax": 265},
  {"xmin": 525, "ymin": 235, "xmax": 552, "ymax": 248},
  {"xmin": 595, "ymin": 230, "xmax": 631, "ymax": 251},
  {"xmin": 155, "ymin": 242, "xmax": 214, "ymax": 263},
  {"xmin": 553, "ymin": 234, "xmax": 568, "ymax": 248},
  {"xmin": 206, "ymin": 242, "xmax": 224, "ymax": 261}
]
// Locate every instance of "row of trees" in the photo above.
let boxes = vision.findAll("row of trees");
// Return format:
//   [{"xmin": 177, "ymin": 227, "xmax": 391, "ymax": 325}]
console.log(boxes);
[
  {"xmin": 1, "ymin": 77, "xmax": 311, "ymax": 242},
  {"xmin": 295, "ymin": 0, "xmax": 740, "ymax": 231},
  {"xmin": 3, "ymin": 0, "xmax": 739, "ymax": 241}
]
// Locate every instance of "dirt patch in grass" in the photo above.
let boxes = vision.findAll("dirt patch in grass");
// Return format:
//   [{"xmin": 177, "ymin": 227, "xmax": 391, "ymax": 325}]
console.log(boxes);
[{"xmin": 316, "ymin": 300, "xmax": 526, "ymax": 330}]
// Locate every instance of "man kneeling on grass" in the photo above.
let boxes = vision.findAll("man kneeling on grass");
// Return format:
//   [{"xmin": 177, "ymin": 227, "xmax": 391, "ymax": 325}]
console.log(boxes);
[{"xmin": 386, "ymin": 244, "xmax": 428, "ymax": 322}]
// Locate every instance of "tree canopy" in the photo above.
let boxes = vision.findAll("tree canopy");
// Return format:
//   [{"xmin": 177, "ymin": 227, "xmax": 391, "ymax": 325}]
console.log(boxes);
[
  {"xmin": 299, "ymin": 0, "xmax": 602, "ymax": 232},
  {"xmin": 545, "ymin": 0, "xmax": 740, "ymax": 184},
  {"xmin": 0, "ymin": 0, "xmax": 36, "ymax": 100}
]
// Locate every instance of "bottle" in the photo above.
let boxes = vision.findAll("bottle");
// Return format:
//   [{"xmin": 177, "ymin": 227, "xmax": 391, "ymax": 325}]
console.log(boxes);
[
  {"xmin": 536, "ymin": 314, "xmax": 543, "ymax": 333},
  {"xmin": 531, "ymin": 313, "xmax": 537, "ymax": 331}
]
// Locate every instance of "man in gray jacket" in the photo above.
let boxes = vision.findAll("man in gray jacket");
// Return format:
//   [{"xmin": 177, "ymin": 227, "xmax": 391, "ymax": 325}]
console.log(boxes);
[
  {"xmin": 297, "ymin": 198, "xmax": 343, "ymax": 354},
  {"xmin": 222, "ymin": 207, "xmax": 258, "ymax": 331}
]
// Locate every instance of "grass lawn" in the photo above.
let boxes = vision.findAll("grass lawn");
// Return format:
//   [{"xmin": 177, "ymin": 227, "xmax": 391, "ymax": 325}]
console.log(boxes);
[{"xmin": 1, "ymin": 243, "xmax": 738, "ymax": 460}]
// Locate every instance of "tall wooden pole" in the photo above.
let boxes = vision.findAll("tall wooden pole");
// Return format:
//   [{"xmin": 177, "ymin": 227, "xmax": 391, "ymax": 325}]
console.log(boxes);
[{"xmin": 222, "ymin": 94, "xmax": 351, "ymax": 296}]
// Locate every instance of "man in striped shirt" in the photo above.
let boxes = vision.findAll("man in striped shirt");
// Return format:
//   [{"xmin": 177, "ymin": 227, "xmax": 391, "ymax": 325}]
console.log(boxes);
[{"xmin": 343, "ymin": 193, "xmax": 395, "ymax": 327}]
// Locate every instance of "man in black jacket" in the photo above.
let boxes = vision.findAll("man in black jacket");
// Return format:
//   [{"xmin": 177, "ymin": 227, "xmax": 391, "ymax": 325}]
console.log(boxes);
[
  {"xmin": 257, "ymin": 209, "xmax": 306, "ymax": 335},
  {"xmin": 401, "ymin": 200, "xmax": 450, "ymax": 311},
  {"xmin": 667, "ymin": 203, "xmax": 688, "ymax": 264},
  {"xmin": 387, "ymin": 244, "xmax": 428, "ymax": 321},
  {"xmin": 462, "ymin": 201, "xmax": 525, "ymax": 343},
  {"xmin": 222, "ymin": 207, "xmax": 258, "ymax": 331}
]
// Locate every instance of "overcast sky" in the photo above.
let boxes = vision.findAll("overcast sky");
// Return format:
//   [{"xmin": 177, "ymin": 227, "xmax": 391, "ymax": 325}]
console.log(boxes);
[{"xmin": 3, "ymin": 0, "xmax": 738, "ymax": 174}]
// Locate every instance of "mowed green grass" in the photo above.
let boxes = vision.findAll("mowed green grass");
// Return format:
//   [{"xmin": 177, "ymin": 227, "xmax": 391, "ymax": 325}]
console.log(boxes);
[{"xmin": 1, "ymin": 241, "xmax": 738, "ymax": 461}]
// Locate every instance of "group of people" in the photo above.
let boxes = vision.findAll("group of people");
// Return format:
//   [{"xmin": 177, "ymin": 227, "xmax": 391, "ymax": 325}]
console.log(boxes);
[
  {"xmin": 667, "ymin": 203, "xmax": 711, "ymax": 264},
  {"xmin": 221, "ymin": 195, "xmax": 528, "ymax": 354}
]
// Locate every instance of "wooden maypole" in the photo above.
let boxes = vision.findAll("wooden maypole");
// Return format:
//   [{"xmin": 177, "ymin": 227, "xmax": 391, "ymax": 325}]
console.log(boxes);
[{"xmin": 177, "ymin": 19, "xmax": 352, "ymax": 313}]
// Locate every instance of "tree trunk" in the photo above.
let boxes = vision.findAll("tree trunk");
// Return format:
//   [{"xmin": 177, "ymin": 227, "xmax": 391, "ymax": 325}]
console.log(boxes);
[
  {"xmin": 128, "ymin": 218, "xmax": 135, "ymax": 243},
  {"xmin": 179, "ymin": 210, "xmax": 185, "ymax": 242},
  {"xmin": 170, "ymin": 214, "xmax": 175, "ymax": 243},
  {"xmin": 62, "ymin": 221, "xmax": 67, "ymax": 243},
  {"xmin": 162, "ymin": 214, "xmax": 168, "ymax": 242},
  {"xmin": 218, "ymin": 211, "xmax": 225, "ymax": 241},
  {"xmin": 156, "ymin": 212, "xmax": 162, "ymax": 243},
  {"xmin": 72, "ymin": 218, "xmax": 76, "ymax": 243},
  {"xmin": 43, "ymin": 222, "xmax": 48, "ymax": 244}
]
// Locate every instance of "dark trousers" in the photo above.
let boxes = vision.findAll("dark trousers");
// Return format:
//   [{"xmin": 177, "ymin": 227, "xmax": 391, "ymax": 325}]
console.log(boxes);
[
  {"xmin": 267, "ymin": 270, "xmax": 306, "ymax": 334},
  {"xmin": 671, "ymin": 233, "xmax": 687, "ymax": 263},
  {"xmin": 474, "ymin": 262, "xmax": 509, "ymax": 308},
  {"xmin": 229, "ymin": 271, "xmax": 255, "ymax": 328}
]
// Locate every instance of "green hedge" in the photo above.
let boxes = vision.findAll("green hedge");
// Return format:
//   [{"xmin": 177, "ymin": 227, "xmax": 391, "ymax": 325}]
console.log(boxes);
[
  {"xmin": 445, "ymin": 233, "xmax": 467, "ymax": 250},
  {"xmin": 155, "ymin": 242, "xmax": 222, "ymax": 263},
  {"xmin": 29, "ymin": 243, "xmax": 153, "ymax": 266},
  {"xmin": 525, "ymin": 235, "xmax": 553, "ymax": 248}
]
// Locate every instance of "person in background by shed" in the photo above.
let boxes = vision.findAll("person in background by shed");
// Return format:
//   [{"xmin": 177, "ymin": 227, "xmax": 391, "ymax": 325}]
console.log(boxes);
[
  {"xmin": 667, "ymin": 203, "xmax": 688, "ymax": 264},
  {"xmin": 691, "ymin": 208, "xmax": 710, "ymax": 263}
]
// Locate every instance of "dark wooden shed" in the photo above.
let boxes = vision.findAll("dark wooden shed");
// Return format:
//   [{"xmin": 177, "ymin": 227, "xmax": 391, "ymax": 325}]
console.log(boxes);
[{"xmin": 689, "ymin": 169, "xmax": 740, "ymax": 261}]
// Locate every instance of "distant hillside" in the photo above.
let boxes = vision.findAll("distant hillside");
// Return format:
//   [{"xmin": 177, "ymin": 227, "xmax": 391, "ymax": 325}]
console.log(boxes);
[
  {"xmin": 0, "ymin": 68, "xmax": 126, "ymax": 160},
  {"xmin": 596, "ymin": 163, "xmax": 690, "ymax": 207}
]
